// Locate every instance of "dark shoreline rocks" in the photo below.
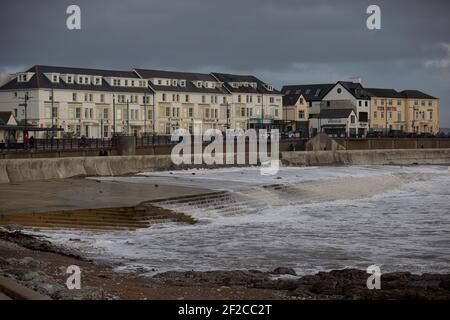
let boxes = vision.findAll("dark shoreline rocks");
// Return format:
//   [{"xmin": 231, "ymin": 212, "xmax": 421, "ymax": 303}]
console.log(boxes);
[
  {"xmin": 1, "ymin": 229, "xmax": 450, "ymax": 300},
  {"xmin": 153, "ymin": 268, "xmax": 450, "ymax": 300}
]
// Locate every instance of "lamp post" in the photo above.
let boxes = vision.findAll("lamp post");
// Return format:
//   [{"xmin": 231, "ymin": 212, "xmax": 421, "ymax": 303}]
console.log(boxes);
[
  {"xmin": 143, "ymin": 93, "xmax": 147, "ymax": 136},
  {"xmin": 127, "ymin": 99, "xmax": 130, "ymax": 135},
  {"xmin": 112, "ymin": 94, "xmax": 116, "ymax": 137}
]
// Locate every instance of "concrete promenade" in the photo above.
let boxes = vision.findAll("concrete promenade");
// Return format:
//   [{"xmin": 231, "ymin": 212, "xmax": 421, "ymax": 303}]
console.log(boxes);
[{"xmin": 1, "ymin": 148, "xmax": 450, "ymax": 184}]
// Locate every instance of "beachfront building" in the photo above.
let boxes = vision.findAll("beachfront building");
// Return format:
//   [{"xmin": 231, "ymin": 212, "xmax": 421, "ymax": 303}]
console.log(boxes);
[
  {"xmin": 282, "ymin": 78, "xmax": 440, "ymax": 137},
  {"xmin": 321, "ymin": 80, "xmax": 371, "ymax": 137},
  {"xmin": 0, "ymin": 111, "xmax": 21, "ymax": 143},
  {"xmin": 0, "ymin": 65, "xmax": 154, "ymax": 138},
  {"xmin": 366, "ymin": 88, "xmax": 440, "ymax": 134},
  {"xmin": 399, "ymin": 90, "xmax": 440, "ymax": 134},
  {"xmin": 310, "ymin": 108, "xmax": 360, "ymax": 138},
  {"xmin": 133, "ymin": 69, "xmax": 230, "ymax": 134},
  {"xmin": 280, "ymin": 94, "xmax": 309, "ymax": 137},
  {"xmin": 0, "ymin": 66, "xmax": 282, "ymax": 138},
  {"xmin": 211, "ymin": 73, "xmax": 283, "ymax": 131}
]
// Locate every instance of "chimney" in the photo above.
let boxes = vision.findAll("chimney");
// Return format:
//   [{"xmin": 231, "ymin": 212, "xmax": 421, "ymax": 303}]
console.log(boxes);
[{"xmin": 349, "ymin": 76, "xmax": 362, "ymax": 84}]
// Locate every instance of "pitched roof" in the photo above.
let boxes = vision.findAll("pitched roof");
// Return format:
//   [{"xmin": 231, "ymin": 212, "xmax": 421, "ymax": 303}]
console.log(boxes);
[
  {"xmin": 399, "ymin": 90, "xmax": 437, "ymax": 100},
  {"xmin": 0, "ymin": 112, "xmax": 14, "ymax": 125},
  {"xmin": 281, "ymin": 84, "xmax": 334, "ymax": 101},
  {"xmin": 212, "ymin": 73, "xmax": 281, "ymax": 94},
  {"xmin": 282, "ymin": 94, "xmax": 301, "ymax": 106},
  {"xmin": 366, "ymin": 88, "xmax": 404, "ymax": 98},
  {"xmin": 320, "ymin": 108, "xmax": 354, "ymax": 119},
  {"xmin": 337, "ymin": 81, "xmax": 371, "ymax": 100},
  {"xmin": 134, "ymin": 68, "xmax": 228, "ymax": 94},
  {"xmin": 0, "ymin": 65, "xmax": 153, "ymax": 94}
]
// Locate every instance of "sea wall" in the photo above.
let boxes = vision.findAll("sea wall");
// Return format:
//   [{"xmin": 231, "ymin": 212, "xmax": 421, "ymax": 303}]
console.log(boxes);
[
  {"xmin": 281, "ymin": 148, "xmax": 450, "ymax": 166},
  {"xmin": 1, "ymin": 149, "xmax": 450, "ymax": 184}
]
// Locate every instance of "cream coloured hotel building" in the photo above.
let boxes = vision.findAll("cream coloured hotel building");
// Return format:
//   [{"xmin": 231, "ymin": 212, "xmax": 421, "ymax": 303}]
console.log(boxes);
[{"xmin": 0, "ymin": 65, "xmax": 282, "ymax": 138}]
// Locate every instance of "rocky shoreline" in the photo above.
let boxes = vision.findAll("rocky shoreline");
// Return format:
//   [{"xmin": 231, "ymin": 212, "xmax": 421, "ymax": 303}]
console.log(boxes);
[{"xmin": 1, "ymin": 228, "xmax": 450, "ymax": 300}]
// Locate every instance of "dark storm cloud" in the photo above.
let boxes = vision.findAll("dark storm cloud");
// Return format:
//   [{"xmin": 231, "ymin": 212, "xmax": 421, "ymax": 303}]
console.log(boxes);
[{"xmin": 0, "ymin": 0, "xmax": 449, "ymax": 125}]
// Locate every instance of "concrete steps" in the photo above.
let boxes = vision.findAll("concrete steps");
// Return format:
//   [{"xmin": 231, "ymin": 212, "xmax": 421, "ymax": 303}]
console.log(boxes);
[{"xmin": 0, "ymin": 205, "xmax": 192, "ymax": 231}]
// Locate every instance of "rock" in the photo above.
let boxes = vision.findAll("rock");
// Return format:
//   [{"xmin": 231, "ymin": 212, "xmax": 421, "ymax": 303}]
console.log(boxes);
[
  {"xmin": 3, "ymin": 224, "xmax": 24, "ymax": 232},
  {"xmin": 271, "ymin": 267, "xmax": 297, "ymax": 276}
]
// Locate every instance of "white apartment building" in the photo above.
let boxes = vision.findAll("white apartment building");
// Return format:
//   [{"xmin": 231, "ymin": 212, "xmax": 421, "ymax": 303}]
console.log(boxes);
[
  {"xmin": 0, "ymin": 65, "xmax": 282, "ymax": 138},
  {"xmin": 0, "ymin": 66, "xmax": 154, "ymax": 138},
  {"xmin": 211, "ymin": 73, "xmax": 283, "ymax": 131},
  {"xmin": 134, "ymin": 69, "xmax": 230, "ymax": 134}
]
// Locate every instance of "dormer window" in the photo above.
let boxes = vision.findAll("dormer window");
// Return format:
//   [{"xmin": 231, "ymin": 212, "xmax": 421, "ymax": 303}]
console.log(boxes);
[
  {"xmin": 125, "ymin": 80, "xmax": 128, "ymax": 86},
  {"xmin": 67, "ymin": 76, "xmax": 73, "ymax": 83},
  {"xmin": 172, "ymin": 80, "xmax": 178, "ymax": 86},
  {"xmin": 180, "ymin": 80, "xmax": 186, "ymax": 87},
  {"xmin": 52, "ymin": 75, "xmax": 59, "ymax": 82},
  {"xmin": 131, "ymin": 80, "xmax": 135, "ymax": 86},
  {"xmin": 197, "ymin": 81, "xmax": 203, "ymax": 88},
  {"xmin": 94, "ymin": 77, "xmax": 101, "ymax": 85}
]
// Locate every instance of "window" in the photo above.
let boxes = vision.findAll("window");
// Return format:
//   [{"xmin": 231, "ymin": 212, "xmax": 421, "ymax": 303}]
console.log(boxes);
[
  {"xmin": 315, "ymin": 89, "xmax": 321, "ymax": 96},
  {"xmin": 90, "ymin": 108, "xmax": 94, "ymax": 119},
  {"xmin": 103, "ymin": 109, "xmax": 109, "ymax": 119},
  {"xmin": 238, "ymin": 95, "xmax": 242, "ymax": 103},
  {"xmin": 165, "ymin": 107, "xmax": 170, "ymax": 117},
  {"xmin": 298, "ymin": 110, "xmax": 305, "ymax": 119},
  {"xmin": 84, "ymin": 93, "xmax": 88, "ymax": 102},
  {"xmin": 350, "ymin": 115, "xmax": 355, "ymax": 124},
  {"xmin": 269, "ymin": 97, "xmax": 274, "ymax": 103},
  {"xmin": 223, "ymin": 97, "xmax": 227, "ymax": 104},
  {"xmin": 188, "ymin": 108, "xmax": 193, "ymax": 117},
  {"xmin": 52, "ymin": 107, "xmax": 58, "ymax": 118},
  {"xmin": 326, "ymin": 101, "xmax": 331, "ymax": 107},
  {"xmin": 374, "ymin": 111, "xmax": 377, "ymax": 119},
  {"xmin": 275, "ymin": 109, "xmax": 279, "ymax": 117},
  {"xmin": 428, "ymin": 110, "xmax": 433, "ymax": 120},
  {"xmin": 89, "ymin": 94, "xmax": 93, "ymax": 102},
  {"xmin": 397, "ymin": 112, "xmax": 402, "ymax": 122},
  {"xmin": 300, "ymin": 98, "xmax": 304, "ymax": 104},
  {"xmin": 365, "ymin": 101, "xmax": 368, "ymax": 107},
  {"xmin": 257, "ymin": 96, "xmax": 261, "ymax": 104},
  {"xmin": 72, "ymin": 93, "xmax": 77, "ymax": 101},
  {"xmin": 202, "ymin": 96, "xmax": 206, "ymax": 103},
  {"xmin": 241, "ymin": 108, "xmax": 246, "ymax": 117},
  {"xmin": 100, "ymin": 94, "xmax": 105, "ymax": 103},
  {"xmin": 75, "ymin": 107, "xmax": 81, "ymax": 119},
  {"xmin": 388, "ymin": 99, "xmax": 393, "ymax": 106},
  {"xmin": 205, "ymin": 109, "xmax": 210, "ymax": 118},
  {"xmin": 397, "ymin": 100, "xmax": 401, "ymax": 106},
  {"xmin": 337, "ymin": 88, "xmax": 342, "ymax": 94},
  {"xmin": 67, "ymin": 76, "xmax": 73, "ymax": 83},
  {"xmin": 103, "ymin": 126, "xmax": 108, "ymax": 138},
  {"xmin": 358, "ymin": 101, "xmax": 362, "ymax": 107},
  {"xmin": 162, "ymin": 93, "xmax": 166, "ymax": 102},
  {"xmin": 147, "ymin": 110, "xmax": 153, "ymax": 120},
  {"xmin": 185, "ymin": 95, "xmax": 190, "ymax": 102},
  {"xmin": 421, "ymin": 100, "xmax": 425, "ymax": 106},
  {"xmin": 428, "ymin": 101, "xmax": 432, "ymax": 107},
  {"xmin": 52, "ymin": 75, "xmax": 58, "ymax": 82},
  {"xmin": 381, "ymin": 111, "xmax": 384, "ymax": 119}
]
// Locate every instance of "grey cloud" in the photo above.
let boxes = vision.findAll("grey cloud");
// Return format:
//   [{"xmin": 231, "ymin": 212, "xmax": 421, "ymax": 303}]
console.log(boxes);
[{"xmin": 0, "ymin": 0, "xmax": 449, "ymax": 126}]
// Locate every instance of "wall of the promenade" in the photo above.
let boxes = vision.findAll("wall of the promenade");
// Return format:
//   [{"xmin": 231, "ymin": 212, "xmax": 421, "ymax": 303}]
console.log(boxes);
[
  {"xmin": 1, "ymin": 148, "xmax": 450, "ymax": 184},
  {"xmin": 281, "ymin": 148, "xmax": 450, "ymax": 167}
]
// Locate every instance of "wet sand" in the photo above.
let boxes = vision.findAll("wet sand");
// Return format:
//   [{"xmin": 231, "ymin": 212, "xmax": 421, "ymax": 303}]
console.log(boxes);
[{"xmin": 0, "ymin": 178, "xmax": 211, "ymax": 214}]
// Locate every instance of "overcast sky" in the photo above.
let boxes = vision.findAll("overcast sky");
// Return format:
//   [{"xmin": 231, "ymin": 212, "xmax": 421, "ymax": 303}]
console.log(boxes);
[{"xmin": 1, "ymin": 0, "xmax": 449, "ymax": 126}]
